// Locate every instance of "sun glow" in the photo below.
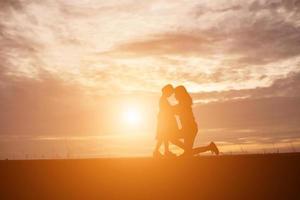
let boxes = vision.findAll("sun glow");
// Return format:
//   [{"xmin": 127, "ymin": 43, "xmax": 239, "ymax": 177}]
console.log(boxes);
[{"xmin": 122, "ymin": 107, "xmax": 141, "ymax": 125}]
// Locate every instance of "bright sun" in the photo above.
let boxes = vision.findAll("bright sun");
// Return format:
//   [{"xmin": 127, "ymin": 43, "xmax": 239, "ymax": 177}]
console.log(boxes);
[{"xmin": 122, "ymin": 107, "xmax": 141, "ymax": 125}]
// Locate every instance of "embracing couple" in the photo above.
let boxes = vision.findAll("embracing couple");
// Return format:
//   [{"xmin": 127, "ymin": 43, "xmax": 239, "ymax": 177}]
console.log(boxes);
[{"xmin": 153, "ymin": 84, "xmax": 219, "ymax": 158}]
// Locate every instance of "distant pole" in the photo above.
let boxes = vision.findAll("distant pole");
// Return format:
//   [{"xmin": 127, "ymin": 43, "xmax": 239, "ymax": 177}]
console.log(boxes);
[{"xmin": 289, "ymin": 142, "xmax": 296, "ymax": 153}]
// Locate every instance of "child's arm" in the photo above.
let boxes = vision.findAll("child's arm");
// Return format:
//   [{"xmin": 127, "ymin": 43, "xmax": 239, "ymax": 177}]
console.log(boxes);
[
  {"xmin": 160, "ymin": 97, "xmax": 180, "ymax": 114},
  {"xmin": 169, "ymin": 103, "xmax": 180, "ymax": 114}
]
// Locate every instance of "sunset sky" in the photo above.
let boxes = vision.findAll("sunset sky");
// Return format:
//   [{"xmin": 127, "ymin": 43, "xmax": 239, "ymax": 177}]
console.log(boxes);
[{"xmin": 1, "ymin": 0, "xmax": 300, "ymax": 158}]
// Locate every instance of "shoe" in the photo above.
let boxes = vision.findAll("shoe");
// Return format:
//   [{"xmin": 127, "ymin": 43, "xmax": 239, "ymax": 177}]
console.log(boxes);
[
  {"xmin": 153, "ymin": 151, "xmax": 163, "ymax": 158},
  {"xmin": 210, "ymin": 142, "xmax": 219, "ymax": 155}
]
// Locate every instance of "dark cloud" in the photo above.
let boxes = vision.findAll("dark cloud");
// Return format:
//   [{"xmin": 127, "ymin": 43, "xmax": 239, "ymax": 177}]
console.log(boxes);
[
  {"xmin": 107, "ymin": 33, "xmax": 216, "ymax": 57},
  {"xmin": 191, "ymin": 60, "xmax": 300, "ymax": 133},
  {"xmin": 0, "ymin": 0, "xmax": 24, "ymax": 10},
  {"xmin": 199, "ymin": 0, "xmax": 300, "ymax": 66},
  {"xmin": 193, "ymin": 0, "xmax": 300, "ymax": 16},
  {"xmin": 192, "ymin": 71, "xmax": 300, "ymax": 103},
  {"xmin": 194, "ymin": 96, "xmax": 300, "ymax": 142},
  {"xmin": 0, "ymin": 68, "xmax": 107, "ymax": 136},
  {"xmin": 223, "ymin": 18, "xmax": 300, "ymax": 66},
  {"xmin": 269, "ymin": 71, "xmax": 300, "ymax": 96},
  {"xmin": 248, "ymin": 0, "xmax": 300, "ymax": 12},
  {"xmin": 109, "ymin": 0, "xmax": 300, "ymax": 66},
  {"xmin": 191, "ymin": 71, "xmax": 300, "ymax": 142}
]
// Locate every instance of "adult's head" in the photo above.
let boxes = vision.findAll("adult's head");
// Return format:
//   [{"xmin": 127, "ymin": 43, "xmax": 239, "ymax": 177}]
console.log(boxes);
[
  {"xmin": 161, "ymin": 84, "xmax": 174, "ymax": 97},
  {"xmin": 174, "ymin": 85, "xmax": 192, "ymax": 106}
]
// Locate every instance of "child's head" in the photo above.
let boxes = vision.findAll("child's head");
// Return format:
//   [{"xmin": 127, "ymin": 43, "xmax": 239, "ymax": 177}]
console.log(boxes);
[{"xmin": 161, "ymin": 84, "xmax": 174, "ymax": 97}]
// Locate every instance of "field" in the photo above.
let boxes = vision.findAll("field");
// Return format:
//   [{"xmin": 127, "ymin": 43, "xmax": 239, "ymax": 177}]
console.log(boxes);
[{"xmin": 1, "ymin": 153, "xmax": 300, "ymax": 199}]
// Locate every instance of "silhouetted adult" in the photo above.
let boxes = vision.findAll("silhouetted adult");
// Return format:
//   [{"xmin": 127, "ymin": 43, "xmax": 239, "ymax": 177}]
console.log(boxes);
[{"xmin": 173, "ymin": 86, "xmax": 219, "ymax": 156}]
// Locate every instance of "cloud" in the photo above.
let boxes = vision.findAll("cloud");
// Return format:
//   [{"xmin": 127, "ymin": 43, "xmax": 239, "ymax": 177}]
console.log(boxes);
[
  {"xmin": 0, "ymin": 67, "xmax": 105, "ymax": 135},
  {"xmin": 107, "ymin": 33, "xmax": 215, "ymax": 57},
  {"xmin": 194, "ymin": 95, "xmax": 300, "ymax": 134},
  {"xmin": 0, "ymin": 0, "xmax": 300, "ymax": 139},
  {"xmin": 110, "ymin": 0, "xmax": 300, "ymax": 66},
  {"xmin": 0, "ymin": 66, "xmax": 159, "ymax": 136},
  {"xmin": 192, "ymin": 71, "xmax": 300, "ymax": 103},
  {"xmin": 0, "ymin": 0, "xmax": 24, "ymax": 10},
  {"xmin": 1, "ymin": 0, "xmax": 300, "ymax": 93},
  {"xmin": 248, "ymin": 0, "xmax": 300, "ymax": 12},
  {"xmin": 90, "ymin": 0, "xmax": 300, "ymax": 93}
]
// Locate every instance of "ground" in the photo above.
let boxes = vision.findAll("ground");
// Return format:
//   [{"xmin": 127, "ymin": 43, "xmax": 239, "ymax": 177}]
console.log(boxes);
[{"xmin": 1, "ymin": 153, "xmax": 300, "ymax": 199}]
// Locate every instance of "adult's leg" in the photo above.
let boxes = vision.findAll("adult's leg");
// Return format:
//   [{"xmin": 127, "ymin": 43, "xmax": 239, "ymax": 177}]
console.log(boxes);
[
  {"xmin": 184, "ymin": 134, "xmax": 195, "ymax": 156},
  {"xmin": 154, "ymin": 139, "xmax": 163, "ymax": 152},
  {"xmin": 192, "ymin": 145, "xmax": 211, "ymax": 154},
  {"xmin": 192, "ymin": 142, "xmax": 219, "ymax": 155},
  {"xmin": 169, "ymin": 138, "xmax": 185, "ymax": 149},
  {"xmin": 169, "ymin": 130, "xmax": 195, "ymax": 156},
  {"xmin": 169, "ymin": 128, "xmax": 185, "ymax": 150},
  {"xmin": 188, "ymin": 126, "xmax": 216, "ymax": 155}
]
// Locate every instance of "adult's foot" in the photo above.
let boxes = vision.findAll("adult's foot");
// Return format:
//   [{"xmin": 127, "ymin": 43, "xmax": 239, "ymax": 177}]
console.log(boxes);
[
  {"xmin": 165, "ymin": 151, "xmax": 177, "ymax": 158},
  {"xmin": 178, "ymin": 152, "xmax": 193, "ymax": 158},
  {"xmin": 210, "ymin": 142, "xmax": 219, "ymax": 155}
]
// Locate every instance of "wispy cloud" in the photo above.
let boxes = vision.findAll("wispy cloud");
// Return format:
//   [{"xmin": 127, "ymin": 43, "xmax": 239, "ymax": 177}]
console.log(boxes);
[{"xmin": 1, "ymin": 0, "xmax": 299, "ymax": 94}]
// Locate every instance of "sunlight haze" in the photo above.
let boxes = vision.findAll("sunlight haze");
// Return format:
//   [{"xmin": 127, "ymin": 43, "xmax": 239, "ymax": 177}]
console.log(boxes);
[{"xmin": 0, "ymin": 0, "xmax": 300, "ymax": 159}]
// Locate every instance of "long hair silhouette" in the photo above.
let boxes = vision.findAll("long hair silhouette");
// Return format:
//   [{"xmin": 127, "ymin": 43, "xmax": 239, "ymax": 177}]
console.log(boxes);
[{"xmin": 174, "ymin": 85, "xmax": 193, "ymax": 106}]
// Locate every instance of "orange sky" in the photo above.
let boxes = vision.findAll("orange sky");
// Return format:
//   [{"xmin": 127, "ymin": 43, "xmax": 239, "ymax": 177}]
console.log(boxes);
[{"xmin": 0, "ymin": 0, "xmax": 300, "ymax": 158}]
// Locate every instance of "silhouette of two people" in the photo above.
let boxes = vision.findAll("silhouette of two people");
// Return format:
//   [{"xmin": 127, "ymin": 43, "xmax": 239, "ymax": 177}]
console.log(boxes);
[{"xmin": 153, "ymin": 84, "xmax": 219, "ymax": 157}]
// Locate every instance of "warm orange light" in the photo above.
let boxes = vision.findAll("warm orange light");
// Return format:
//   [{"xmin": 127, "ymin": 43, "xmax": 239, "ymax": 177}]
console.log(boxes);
[{"xmin": 122, "ymin": 107, "xmax": 141, "ymax": 125}]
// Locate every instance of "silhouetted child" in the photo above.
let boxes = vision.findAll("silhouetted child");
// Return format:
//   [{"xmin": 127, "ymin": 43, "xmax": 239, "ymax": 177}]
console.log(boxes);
[{"xmin": 153, "ymin": 84, "xmax": 177, "ymax": 157}]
